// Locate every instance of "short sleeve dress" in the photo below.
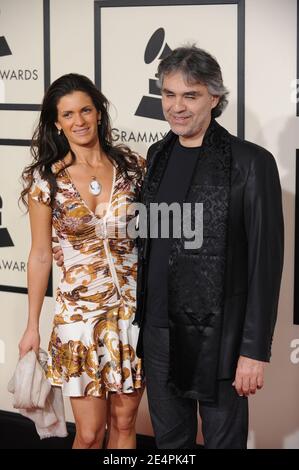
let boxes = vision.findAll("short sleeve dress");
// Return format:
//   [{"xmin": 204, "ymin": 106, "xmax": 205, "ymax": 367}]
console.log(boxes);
[{"xmin": 29, "ymin": 156, "xmax": 145, "ymax": 397}]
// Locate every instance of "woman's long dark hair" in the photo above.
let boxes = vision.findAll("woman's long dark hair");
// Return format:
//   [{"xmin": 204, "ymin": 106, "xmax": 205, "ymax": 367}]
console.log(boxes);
[{"xmin": 20, "ymin": 73, "xmax": 142, "ymax": 208}]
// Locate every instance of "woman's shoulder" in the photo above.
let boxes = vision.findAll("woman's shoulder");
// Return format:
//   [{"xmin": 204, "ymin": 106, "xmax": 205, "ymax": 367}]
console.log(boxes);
[
  {"xmin": 30, "ymin": 169, "xmax": 51, "ymax": 205},
  {"xmin": 135, "ymin": 154, "xmax": 146, "ymax": 171},
  {"xmin": 128, "ymin": 154, "xmax": 146, "ymax": 182},
  {"xmin": 51, "ymin": 153, "xmax": 72, "ymax": 175}
]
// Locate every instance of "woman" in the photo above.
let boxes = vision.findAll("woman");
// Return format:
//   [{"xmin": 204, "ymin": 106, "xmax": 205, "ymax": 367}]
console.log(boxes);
[{"xmin": 19, "ymin": 73, "xmax": 145, "ymax": 449}]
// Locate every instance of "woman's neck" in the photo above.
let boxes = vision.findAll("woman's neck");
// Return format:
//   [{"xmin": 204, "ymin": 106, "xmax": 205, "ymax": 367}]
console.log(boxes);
[{"xmin": 69, "ymin": 141, "xmax": 106, "ymax": 168}]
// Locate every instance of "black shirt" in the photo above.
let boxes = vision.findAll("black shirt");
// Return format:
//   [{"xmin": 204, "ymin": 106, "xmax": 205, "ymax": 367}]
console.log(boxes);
[{"xmin": 145, "ymin": 139, "xmax": 202, "ymax": 327}]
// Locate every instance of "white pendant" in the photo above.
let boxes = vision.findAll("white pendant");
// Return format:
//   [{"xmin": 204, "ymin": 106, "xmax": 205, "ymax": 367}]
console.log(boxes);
[{"xmin": 89, "ymin": 177, "xmax": 102, "ymax": 196}]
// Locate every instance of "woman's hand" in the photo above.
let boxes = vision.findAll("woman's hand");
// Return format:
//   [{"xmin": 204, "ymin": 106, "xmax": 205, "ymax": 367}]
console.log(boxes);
[
  {"xmin": 18, "ymin": 327, "xmax": 40, "ymax": 358},
  {"xmin": 52, "ymin": 236, "xmax": 64, "ymax": 267}
]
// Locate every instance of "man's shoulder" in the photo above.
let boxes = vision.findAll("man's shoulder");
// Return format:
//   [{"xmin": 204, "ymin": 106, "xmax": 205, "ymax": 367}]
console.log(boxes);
[
  {"xmin": 230, "ymin": 133, "xmax": 274, "ymax": 161},
  {"xmin": 147, "ymin": 140, "xmax": 160, "ymax": 158},
  {"xmin": 146, "ymin": 131, "xmax": 175, "ymax": 163},
  {"xmin": 228, "ymin": 132, "xmax": 277, "ymax": 172}
]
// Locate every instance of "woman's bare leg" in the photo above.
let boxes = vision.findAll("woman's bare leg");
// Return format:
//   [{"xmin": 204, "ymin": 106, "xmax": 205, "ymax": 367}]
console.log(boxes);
[
  {"xmin": 106, "ymin": 387, "xmax": 144, "ymax": 449},
  {"xmin": 70, "ymin": 395, "xmax": 107, "ymax": 449}
]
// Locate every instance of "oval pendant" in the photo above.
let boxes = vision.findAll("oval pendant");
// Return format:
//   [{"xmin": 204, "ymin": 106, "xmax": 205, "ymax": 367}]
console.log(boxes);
[{"xmin": 89, "ymin": 177, "xmax": 102, "ymax": 196}]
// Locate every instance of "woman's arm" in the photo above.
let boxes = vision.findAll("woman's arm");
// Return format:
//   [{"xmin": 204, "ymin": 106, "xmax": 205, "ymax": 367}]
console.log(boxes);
[{"xmin": 19, "ymin": 196, "xmax": 52, "ymax": 357}]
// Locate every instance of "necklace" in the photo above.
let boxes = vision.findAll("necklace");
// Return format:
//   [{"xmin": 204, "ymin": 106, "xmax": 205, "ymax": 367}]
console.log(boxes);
[{"xmin": 88, "ymin": 176, "xmax": 102, "ymax": 196}]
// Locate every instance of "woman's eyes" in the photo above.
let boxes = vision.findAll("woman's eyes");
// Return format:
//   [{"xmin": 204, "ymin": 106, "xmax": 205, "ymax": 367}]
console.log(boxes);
[{"xmin": 62, "ymin": 108, "xmax": 92, "ymax": 118}]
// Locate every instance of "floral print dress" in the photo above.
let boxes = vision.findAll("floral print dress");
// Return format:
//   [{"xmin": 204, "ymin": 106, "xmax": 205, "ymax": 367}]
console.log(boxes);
[{"xmin": 30, "ymin": 157, "xmax": 144, "ymax": 397}]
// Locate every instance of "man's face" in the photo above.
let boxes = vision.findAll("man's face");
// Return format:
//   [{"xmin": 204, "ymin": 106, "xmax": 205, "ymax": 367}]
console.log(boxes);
[{"xmin": 161, "ymin": 71, "xmax": 219, "ymax": 147}]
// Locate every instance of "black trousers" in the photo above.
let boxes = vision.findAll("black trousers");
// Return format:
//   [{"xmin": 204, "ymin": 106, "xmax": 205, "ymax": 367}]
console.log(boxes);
[{"xmin": 143, "ymin": 324, "xmax": 248, "ymax": 449}]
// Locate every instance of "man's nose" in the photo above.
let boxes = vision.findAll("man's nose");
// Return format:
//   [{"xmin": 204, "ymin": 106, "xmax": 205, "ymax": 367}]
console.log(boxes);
[{"xmin": 173, "ymin": 98, "xmax": 185, "ymax": 112}]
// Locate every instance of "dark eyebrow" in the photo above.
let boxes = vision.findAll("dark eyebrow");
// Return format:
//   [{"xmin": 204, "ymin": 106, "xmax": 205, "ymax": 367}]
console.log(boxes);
[
  {"xmin": 162, "ymin": 88, "xmax": 174, "ymax": 94},
  {"xmin": 61, "ymin": 105, "xmax": 93, "ymax": 113},
  {"xmin": 161, "ymin": 88, "xmax": 199, "ymax": 96},
  {"xmin": 183, "ymin": 91, "xmax": 199, "ymax": 96}
]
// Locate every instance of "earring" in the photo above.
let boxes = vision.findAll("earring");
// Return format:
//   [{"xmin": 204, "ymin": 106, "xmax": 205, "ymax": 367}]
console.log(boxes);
[{"xmin": 57, "ymin": 129, "xmax": 61, "ymax": 135}]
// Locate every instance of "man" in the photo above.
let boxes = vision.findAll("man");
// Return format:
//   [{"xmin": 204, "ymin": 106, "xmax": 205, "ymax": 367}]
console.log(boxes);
[{"xmin": 134, "ymin": 46, "xmax": 284, "ymax": 449}]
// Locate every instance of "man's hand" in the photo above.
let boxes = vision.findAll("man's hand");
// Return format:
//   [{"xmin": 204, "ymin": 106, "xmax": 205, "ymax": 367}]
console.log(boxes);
[
  {"xmin": 233, "ymin": 355, "xmax": 266, "ymax": 397},
  {"xmin": 52, "ymin": 236, "xmax": 64, "ymax": 267}
]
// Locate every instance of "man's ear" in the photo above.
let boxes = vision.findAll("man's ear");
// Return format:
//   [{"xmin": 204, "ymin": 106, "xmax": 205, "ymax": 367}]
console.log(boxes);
[{"xmin": 211, "ymin": 95, "xmax": 220, "ymax": 109}]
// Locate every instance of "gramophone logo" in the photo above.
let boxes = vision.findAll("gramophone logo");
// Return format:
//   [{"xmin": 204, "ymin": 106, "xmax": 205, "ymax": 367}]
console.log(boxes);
[
  {"xmin": 0, "ymin": 196, "xmax": 14, "ymax": 247},
  {"xmin": 0, "ymin": 36, "xmax": 12, "ymax": 57},
  {"xmin": 0, "ymin": 34, "xmax": 12, "ymax": 101},
  {"xmin": 0, "ymin": 9, "xmax": 38, "ymax": 84},
  {"xmin": 135, "ymin": 28, "xmax": 172, "ymax": 121}
]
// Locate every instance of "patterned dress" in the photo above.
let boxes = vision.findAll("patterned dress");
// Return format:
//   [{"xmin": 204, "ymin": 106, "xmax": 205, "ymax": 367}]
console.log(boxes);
[{"xmin": 30, "ymin": 156, "xmax": 145, "ymax": 397}]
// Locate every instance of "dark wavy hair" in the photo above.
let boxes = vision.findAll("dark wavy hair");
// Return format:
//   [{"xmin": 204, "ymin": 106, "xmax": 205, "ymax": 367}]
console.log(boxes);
[
  {"xmin": 157, "ymin": 45, "xmax": 229, "ymax": 118},
  {"xmin": 20, "ymin": 73, "xmax": 142, "ymax": 208}
]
